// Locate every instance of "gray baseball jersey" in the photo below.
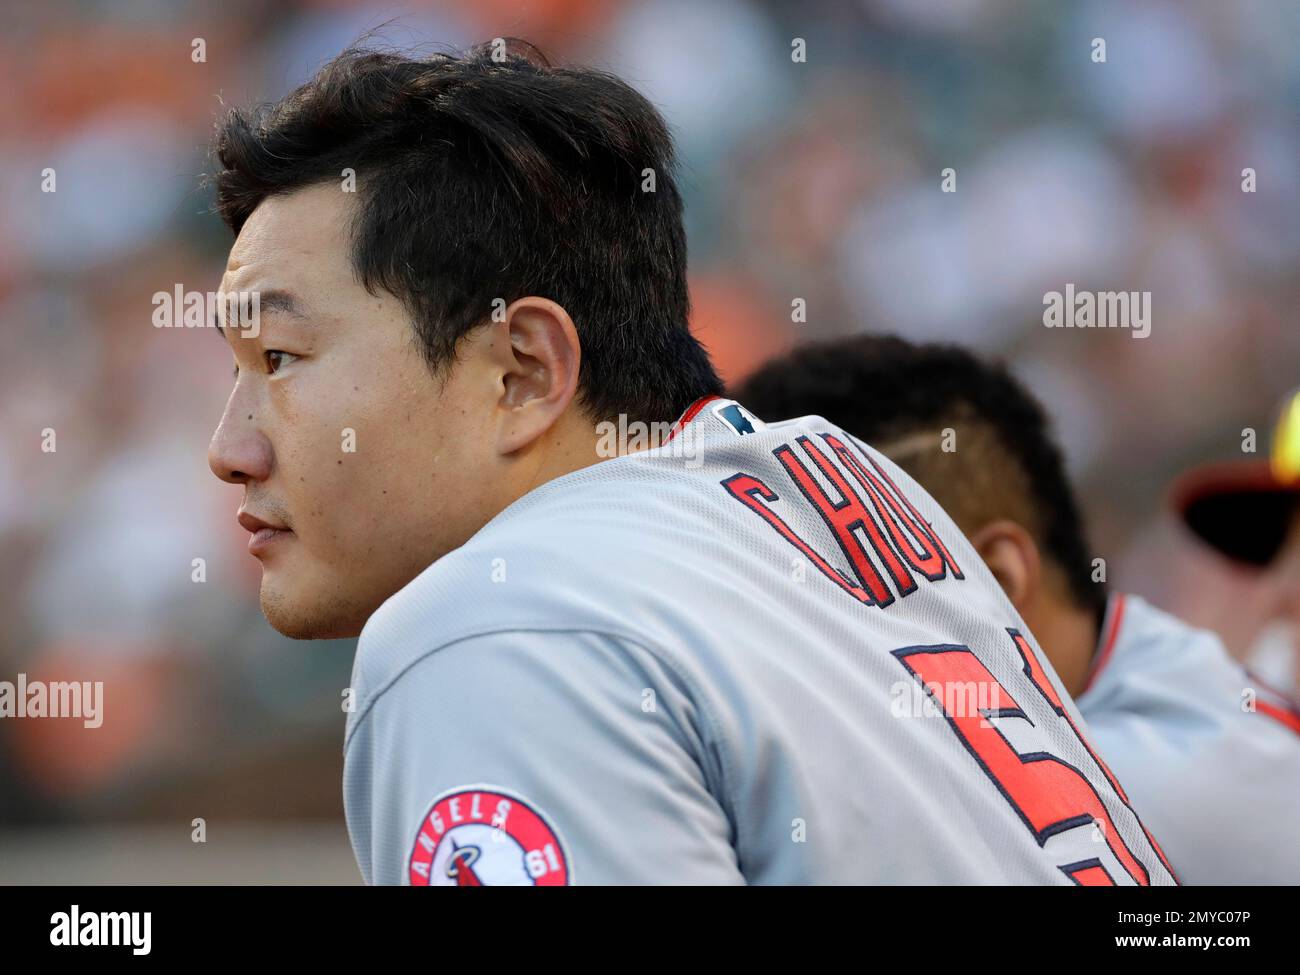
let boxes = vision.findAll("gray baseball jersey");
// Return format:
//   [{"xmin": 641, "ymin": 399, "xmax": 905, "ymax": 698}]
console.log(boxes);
[
  {"xmin": 1076, "ymin": 592, "xmax": 1300, "ymax": 884},
  {"xmin": 343, "ymin": 397, "xmax": 1176, "ymax": 885}
]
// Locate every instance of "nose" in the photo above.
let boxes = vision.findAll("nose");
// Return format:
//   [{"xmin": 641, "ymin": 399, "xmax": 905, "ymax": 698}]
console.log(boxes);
[{"xmin": 208, "ymin": 391, "xmax": 273, "ymax": 484}]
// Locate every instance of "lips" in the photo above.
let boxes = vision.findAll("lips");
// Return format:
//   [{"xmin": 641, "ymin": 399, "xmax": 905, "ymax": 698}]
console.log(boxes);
[{"xmin": 237, "ymin": 510, "xmax": 293, "ymax": 556}]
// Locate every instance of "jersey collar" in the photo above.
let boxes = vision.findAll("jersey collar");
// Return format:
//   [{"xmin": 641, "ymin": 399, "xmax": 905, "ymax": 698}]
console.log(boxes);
[
  {"xmin": 1081, "ymin": 592, "xmax": 1127, "ymax": 695},
  {"xmin": 664, "ymin": 395, "xmax": 724, "ymax": 444}
]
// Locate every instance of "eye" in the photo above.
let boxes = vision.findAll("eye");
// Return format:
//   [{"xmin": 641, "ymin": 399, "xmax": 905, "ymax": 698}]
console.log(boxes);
[{"xmin": 264, "ymin": 350, "xmax": 298, "ymax": 374}]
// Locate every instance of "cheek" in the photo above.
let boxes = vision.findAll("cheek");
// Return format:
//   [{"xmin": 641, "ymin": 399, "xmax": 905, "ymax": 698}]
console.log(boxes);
[
  {"xmin": 313, "ymin": 392, "xmax": 445, "ymax": 531},
  {"xmin": 272, "ymin": 337, "xmax": 484, "ymax": 561},
  {"xmin": 269, "ymin": 378, "xmax": 372, "ymax": 534}
]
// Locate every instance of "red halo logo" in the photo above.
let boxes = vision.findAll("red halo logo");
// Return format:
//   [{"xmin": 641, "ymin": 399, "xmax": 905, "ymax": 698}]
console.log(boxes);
[{"xmin": 408, "ymin": 786, "xmax": 571, "ymax": 886}]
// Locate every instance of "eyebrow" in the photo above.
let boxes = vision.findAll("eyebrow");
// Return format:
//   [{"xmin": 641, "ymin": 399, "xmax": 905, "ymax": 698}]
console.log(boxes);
[
  {"xmin": 259, "ymin": 289, "xmax": 308, "ymax": 319},
  {"xmin": 213, "ymin": 288, "xmax": 310, "ymax": 336}
]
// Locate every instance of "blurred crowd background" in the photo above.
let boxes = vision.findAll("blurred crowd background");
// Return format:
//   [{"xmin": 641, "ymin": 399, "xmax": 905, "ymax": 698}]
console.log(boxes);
[{"xmin": 1, "ymin": 0, "xmax": 1298, "ymax": 882}]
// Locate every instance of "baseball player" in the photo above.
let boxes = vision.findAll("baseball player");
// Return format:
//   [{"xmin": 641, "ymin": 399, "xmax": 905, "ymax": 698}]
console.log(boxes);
[
  {"xmin": 737, "ymin": 335, "xmax": 1300, "ymax": 884},
  {"xmin": 207, "ymin": 43, "xmax": 1174, "ymax": 885}
]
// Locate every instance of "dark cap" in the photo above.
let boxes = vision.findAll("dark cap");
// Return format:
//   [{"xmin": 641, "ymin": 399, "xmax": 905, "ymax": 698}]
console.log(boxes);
[{"xmin": 1170, "ymin": 391, "xmax": 1300, "ymax": 567}]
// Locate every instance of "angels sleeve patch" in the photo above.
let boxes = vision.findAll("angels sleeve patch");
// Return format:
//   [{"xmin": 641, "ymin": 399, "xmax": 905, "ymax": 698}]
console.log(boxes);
[{"xmin": 408, "ymin": 786, "xmax": 572, "ymax": 886}]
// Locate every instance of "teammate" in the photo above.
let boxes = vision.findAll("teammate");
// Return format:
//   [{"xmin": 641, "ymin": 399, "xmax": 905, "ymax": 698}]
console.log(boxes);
[
  {"xmin": 737, "ymin": 335, "xmax": 1300, "ymax": 884},
  {"xmin": 206, "ymin": 42, "xmax": 1174, "ymax": 885}
]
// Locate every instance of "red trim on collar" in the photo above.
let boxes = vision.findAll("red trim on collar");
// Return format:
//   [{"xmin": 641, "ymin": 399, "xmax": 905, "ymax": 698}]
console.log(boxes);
[
  {"xmin": 1257, "ymin": 700, "xmax": 1300, "ymax": 736},
  {"xmin": 1083, "ymin": 593, "xmax": 1127, "ymax": 694},
  {"xmin": 1248, "ymin": 669, "xmax": 1300, "ymax": 736},
  {"xmin": 1246, "ymin": 668, "xmax": 1297, "ymax": 704},
  {"xmin": 664, "ymin": 394, "xmax": 723, "ymax": 444}
]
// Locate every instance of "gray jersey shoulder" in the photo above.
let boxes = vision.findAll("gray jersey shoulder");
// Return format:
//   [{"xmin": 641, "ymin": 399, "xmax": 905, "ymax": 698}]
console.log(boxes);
[{"xmin": 1077, "ymin": 594, "xmax": 1300, "ymax": 884}]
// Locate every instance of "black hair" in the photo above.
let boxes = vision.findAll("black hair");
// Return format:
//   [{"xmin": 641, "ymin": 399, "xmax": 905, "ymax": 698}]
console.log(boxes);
[
  {"xmin": 212, "ymin": 39, "xmax": 722, "ymax": 423},
  {"xmin": 734, "ymin": 335, "xmax": 1105, "ymax": 616}
]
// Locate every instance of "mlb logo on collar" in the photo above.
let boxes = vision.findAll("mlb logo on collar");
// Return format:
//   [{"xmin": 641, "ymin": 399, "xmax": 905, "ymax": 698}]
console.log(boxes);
[{"xmin": 713, "ymin": 400, "xmax": 764, "ymax": 437}]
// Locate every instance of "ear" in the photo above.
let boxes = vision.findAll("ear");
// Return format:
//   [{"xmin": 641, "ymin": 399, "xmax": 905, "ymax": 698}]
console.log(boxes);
[
  {"xmin": 484, "ymin": 297, "xmax": 582, "ymax": 456},
  {"xmin": 966, "ymin": 519, "xmax": 1042, "ymax": 612}
]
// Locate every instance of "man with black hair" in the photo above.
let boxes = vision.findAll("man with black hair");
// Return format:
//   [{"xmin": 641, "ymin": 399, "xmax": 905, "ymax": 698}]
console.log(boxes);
[
  {"xmin": 737, "ymin": 335, "xmax": 1300, "ymax": 884},
  {"xmin": 206, "ymin": 42, "xmax": 1173, "ymax": 885}
]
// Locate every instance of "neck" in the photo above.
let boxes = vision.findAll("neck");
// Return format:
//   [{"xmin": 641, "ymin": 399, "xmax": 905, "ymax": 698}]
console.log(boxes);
[
  {"xmin": 507, "ymin": 409, "xmax": 621, "ymax": 505},
  {"xmin": 1025, "ymin": 593, "xmax": 1103, "ymax": 699}
]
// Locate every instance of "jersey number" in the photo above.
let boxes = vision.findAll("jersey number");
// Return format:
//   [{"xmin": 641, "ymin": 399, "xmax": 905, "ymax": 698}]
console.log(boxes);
[{"xmin": 894, "ymin": 630, "xmax": 1174, "ymax": 885}]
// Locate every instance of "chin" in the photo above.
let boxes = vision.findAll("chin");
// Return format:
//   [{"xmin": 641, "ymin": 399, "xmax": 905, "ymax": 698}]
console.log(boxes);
[{"xmin": 259, "ymin": 579, "xmax": 368, "ymax": 641}]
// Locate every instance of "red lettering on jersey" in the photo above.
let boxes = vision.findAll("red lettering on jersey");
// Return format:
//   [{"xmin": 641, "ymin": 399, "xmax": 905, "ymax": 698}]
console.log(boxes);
[
  {"xmin": 894, "ymin": 641, "xmax": 1154, "ymax": 885},
  {"xmin": 852, "ymin": 439, "xmax": 964, "ymax": 580},
  {"xmin": 1060, "ymin": 859, "xmax": 1115, "ymax": 886},
  {"xmin": 722, "ymin": 434, "xmax": 964, "ymax": 608},
  {"xmin": 774, "ymin": 437, "xmax": 913, "ymax": 605},
  {"xmin": 823, "ymin": 433, "xmax": 958, "ymax": 581},
  {"xmin": 1010, "ymin": 629, "xmax": 1179, "ymax": 880},
  {"xmin": 721, "ymin": 473, "xmax": 883, "ymax": 605},
  {"xmin": 1013, "ymin": 630, "xmax": 1131, "ymax": 800}
]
